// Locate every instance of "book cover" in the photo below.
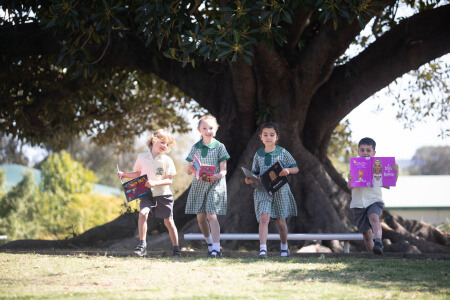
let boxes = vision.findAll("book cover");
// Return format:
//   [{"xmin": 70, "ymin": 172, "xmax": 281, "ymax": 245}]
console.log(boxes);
[
  {"xmin": 193, "ymin": 155, "xmax": 216, "ymax": 182},
  {"xmin": 242, "ymin": 162, "xmax": 288, "ymax": 196},
  {"xmin": 121, "ymin": 174, "xmax": 152, "ymax": 202},
  {"xmin": 260, "ymin": 162, "xmax": 289, "ymax": 196},
  {"xmin": 241, "ymin": 167, "xmax": 266, "ymax": 193},
  {"xmin": 350, "ymin": 157, "xmax": 396, "ymax": 188}
]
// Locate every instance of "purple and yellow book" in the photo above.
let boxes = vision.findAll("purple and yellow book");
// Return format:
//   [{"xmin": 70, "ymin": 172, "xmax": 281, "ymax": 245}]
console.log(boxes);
[{"xmin": 350, "ymin": 157, "xmax": 396, "ymax": 188}]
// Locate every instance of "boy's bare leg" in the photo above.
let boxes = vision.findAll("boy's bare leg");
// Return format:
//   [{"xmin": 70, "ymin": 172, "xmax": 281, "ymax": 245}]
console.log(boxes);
[
  {"xmin": 206, "ymin": 213, "xmax": 220, "ymax": 243},
  {"xmin": 368, "ymin": 213, "xmax": 382, "ymax": 240},
  {"xmin": 138, "ymin": 208, "xmax": 150, "ymax": 241},
  {"xmin": 197, "ymin": 213, "xmax": 211, "ymax": 238},
  {"xmin": 363, "ymin": 229, "xmax": 374, "ymax": 251},
  {"xmin": 275, "ymin": 219, "xmax": 288, "ymax": 244},
  {"xmin": 259, "ymin": 213, "xmax": 270, "ymax": 245},
  {"xmin": 369, "ymin": 213, "xmax": 384, "ymax": 254},
  {"xmin": 164, "ymin": 218, "xmax": 179, "ymax": 246}
]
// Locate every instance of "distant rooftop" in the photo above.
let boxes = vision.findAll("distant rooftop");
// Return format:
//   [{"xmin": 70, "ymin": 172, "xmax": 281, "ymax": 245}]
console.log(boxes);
[
  {"xmin": 0, "ymin": 164, "xmax": 121, "ymax": 196},
  {"xmin": 383, "ymin": 175, "xmax": 450, "ymax": 208}
]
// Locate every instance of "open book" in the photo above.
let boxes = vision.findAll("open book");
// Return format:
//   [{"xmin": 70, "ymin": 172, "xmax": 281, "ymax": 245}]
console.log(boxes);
[
  {"xmin": 350, "ymin": 157, "xmax": 396, "ymax": 188},
  {"xmin": 117, "ymin": 165, "xmax": 152, "ymax": 202},
  {"xmin": 193, "ymin": 155, "xmax": 216, "ymax": 182},
  {"xmin": 242, "ymin": 162, "xmax": 288, "ymax": 196}
]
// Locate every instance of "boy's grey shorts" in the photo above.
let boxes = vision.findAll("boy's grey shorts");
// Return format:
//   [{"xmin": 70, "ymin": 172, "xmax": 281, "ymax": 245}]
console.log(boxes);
[
  {"xmin": 352, "ymin": 202, "xmax": 384, "ymax": 234},
  {"xmin": 139, "ymin": 194, "xmax": 174, "ymax": 219}
]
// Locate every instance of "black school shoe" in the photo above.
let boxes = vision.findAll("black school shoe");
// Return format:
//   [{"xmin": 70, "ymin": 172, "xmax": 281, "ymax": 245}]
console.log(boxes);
[
  {"xmin": 172, "ymin": 246, "xmax": 182, "ymax": 257},
  {"xmin": 280, "ymin": 249, "xmax": 290, "ymax": 257},
  {"xmin": 258, "ymin": 250, "xmax": 268, "ymax": 259},
  {"xmin": 209, "ymin": 250, "xmax": 222, "ymax": 258},
  {"xmin": 373, "ymin": 241, "xmax": 384, "ymax": 255},
  {"xmin": 206, "ymin": 243, "xmax": 213, "ymax": 258},
  {"xmin": 134, "ymin": 244, "xmax": 147, "ymax": 257}
]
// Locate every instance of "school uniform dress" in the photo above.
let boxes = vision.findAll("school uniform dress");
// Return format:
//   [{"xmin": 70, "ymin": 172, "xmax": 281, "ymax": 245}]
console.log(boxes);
[
  {"xmin": 185, "ymin": 139, "xmax": 230, "ymax": 215},
  {"xmin": 251, "ymin": 146, "xmax": 298, "ymax": 223},
  {"xmin": 133, "ymin": 150, "xmax": 177, "ymax": 219}
]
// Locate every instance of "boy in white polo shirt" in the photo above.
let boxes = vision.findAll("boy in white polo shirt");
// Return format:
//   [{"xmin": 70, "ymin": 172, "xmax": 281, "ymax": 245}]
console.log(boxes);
[
  {"xmin": 118, "ymin": 129, "xmax": 180, "ymax": 257},
  {"xmin": 347, "ymin": 137, "xmax": 398, "ymax": 255}
]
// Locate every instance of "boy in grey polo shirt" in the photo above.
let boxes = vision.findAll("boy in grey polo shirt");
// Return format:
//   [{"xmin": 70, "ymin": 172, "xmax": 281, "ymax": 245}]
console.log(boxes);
[{"xmin": 347, "ymin": 137, "xmax": 399, "ymax": 254}]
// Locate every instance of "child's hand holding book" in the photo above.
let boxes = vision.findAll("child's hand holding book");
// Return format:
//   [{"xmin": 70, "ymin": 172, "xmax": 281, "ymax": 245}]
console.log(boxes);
[
  {"xmin": 187, "ymin": 162, "xmax": 196, "ymax": 174},
  {"xmin": 209, "ymin": 173, "xmax": 222, "ymax": 182},
  {"xmin": 279, "ymin": 168, "xmax": 290, "ymax": 177},
  {"xmin": 145, "ymin": 181, "xmax": 155, "ymax": 189},
  {"xmin": 347, "ymin": 173, "xmax": 353, "ymax": 182},
  {"xmin": 392, "ymin": 164, "xmax": 399, "ymax": 173},
  {"xmin": 244, "ymin": 178, "xmax": 254, "ymax": 185}
]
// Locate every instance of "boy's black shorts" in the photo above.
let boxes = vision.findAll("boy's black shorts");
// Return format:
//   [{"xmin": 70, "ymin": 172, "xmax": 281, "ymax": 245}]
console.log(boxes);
[
  {"xmin": 140, "ymin": 194, "xmax": 174, "ymax": 219},
  {"xmin": 352, "ymin": 201, "xmax": 384, "ymax": 234}
]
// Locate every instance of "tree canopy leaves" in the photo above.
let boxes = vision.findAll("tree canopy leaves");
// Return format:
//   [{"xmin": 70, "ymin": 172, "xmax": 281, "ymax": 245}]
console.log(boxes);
[{"xmin": 1, "ymin": 0, "xmax": 449, "ymax": 149}]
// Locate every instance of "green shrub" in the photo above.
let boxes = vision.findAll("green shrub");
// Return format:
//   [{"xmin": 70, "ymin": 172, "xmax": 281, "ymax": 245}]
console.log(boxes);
[{"xmin": 0, "ymin": 152, "xmax": 124, "ymax": 240}]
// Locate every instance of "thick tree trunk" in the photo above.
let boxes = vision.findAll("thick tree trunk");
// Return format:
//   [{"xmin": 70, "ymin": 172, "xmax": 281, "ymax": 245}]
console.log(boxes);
[{"xmin": 171, "ymin": 65, "xmax": 449, "ymax": 253}]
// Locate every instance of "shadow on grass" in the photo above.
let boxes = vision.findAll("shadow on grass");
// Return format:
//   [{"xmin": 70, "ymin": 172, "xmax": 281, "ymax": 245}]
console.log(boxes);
[{"xmin": 250, "ymin": 257, "xmax": 450, "ymax": 294}]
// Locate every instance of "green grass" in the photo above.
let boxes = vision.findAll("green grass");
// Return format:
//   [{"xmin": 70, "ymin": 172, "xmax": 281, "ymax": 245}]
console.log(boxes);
[{"xmin": 0, "ymin": 253, "xmax": 448, "ymax": 299}]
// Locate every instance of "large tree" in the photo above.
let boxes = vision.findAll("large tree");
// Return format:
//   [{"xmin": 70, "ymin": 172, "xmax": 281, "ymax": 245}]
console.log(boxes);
[{"xmin": 1, "ymin": 0, "xmax": 449, "ymax": 252}]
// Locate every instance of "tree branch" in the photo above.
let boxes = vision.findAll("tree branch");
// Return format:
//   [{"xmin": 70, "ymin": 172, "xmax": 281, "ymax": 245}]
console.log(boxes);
[
  {"xmin": 284, "ymin": 6, "xmax": 313, "ymax": 54},
  {"xmin": 0, "ymin": 22, "xmax": 58, "ymax": 58},
  {"xmin": 230, "ymin": 57, "xmax": 258, "ymax": 140},
  {"xmin": 296, "ymin": 19, "xmax": 363, "ymax": 93},
  {"xmin": 104, "ymin": 33, "xmax": 232, "ymax": 117},
  {"xmin": 295, "ymin": 2, "xmax": 390, "ymax": 94},
  {"xmin": 303, "ymin": 4, "xmax": 450, "ymax": 157}
]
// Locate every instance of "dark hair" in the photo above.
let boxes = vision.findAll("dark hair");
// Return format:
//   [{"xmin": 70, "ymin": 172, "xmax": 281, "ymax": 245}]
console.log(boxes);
[
  {"xmin": 358, "ymin": 137, "xmax": 376, "ymax": 150},
  {"xmin": 258, "ymin": 122, "xmax": 280, "ymax": 137}
]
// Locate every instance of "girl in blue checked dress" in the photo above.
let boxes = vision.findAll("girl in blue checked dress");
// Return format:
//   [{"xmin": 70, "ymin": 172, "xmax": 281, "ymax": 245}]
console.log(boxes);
[
  {"xmin": 186, "ymin": 115, "xmax": 230, "ymax": 258},
  {"xmin": 244, "ymin": 122, "xmax": 298, "ymax": 259}
]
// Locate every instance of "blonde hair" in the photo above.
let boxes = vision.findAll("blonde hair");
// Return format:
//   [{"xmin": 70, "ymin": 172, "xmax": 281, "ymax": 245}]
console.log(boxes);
[
  {"xmin": 197, "ymin": 114, "xmax": 219, "ymax": 129},
  {"xmin": 146, "ymin": 129, "xmax": 176, "ymax": 152}
]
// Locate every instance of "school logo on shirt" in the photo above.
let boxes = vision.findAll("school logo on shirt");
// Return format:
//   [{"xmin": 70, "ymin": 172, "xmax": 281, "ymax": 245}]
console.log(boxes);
[{"xmin": 156, "ymin": 167, "xmax": 164, "ymax": 176}]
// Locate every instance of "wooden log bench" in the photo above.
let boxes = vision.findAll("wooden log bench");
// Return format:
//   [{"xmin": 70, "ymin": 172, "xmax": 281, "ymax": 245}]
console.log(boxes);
[{"xmin": 184, "ymin": 233, "xmax": 364, "ymax": 253}]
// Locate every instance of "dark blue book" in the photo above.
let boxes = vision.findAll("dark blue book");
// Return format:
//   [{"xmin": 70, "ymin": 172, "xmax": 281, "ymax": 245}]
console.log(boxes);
[{"xmin": 121, "ymin": 174, "xmax": 152, "ymax": 202}]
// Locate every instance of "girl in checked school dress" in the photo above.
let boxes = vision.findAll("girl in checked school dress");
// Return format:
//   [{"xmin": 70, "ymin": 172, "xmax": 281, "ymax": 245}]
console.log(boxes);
[
  {"xmin": 185, "ymin": 115, "xmax": 230, "ymax": 258},
  {"xmin": 245, "ymin": 122, "xmax": 298, "ymax": 258}
]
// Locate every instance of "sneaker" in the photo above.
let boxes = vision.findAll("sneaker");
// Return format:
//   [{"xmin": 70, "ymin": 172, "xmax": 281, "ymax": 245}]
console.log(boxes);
[
  {"xmin": 209, "ymin": 250, "xmax": 222, "ymax": 259},
  {"xmin": 206, "ymin": 243, "xmax": 213, "ymax": 258},
  {"xmin": 258, "ymin": 249, "xmax": 268, "ymax": 259},
  {"xmin": 172, "ymin": 250, "xmax": 182, "ymax": 257},
  {"xmin": 373, "ymin": 241, "xmax": 384, "ymax": 255},
  {"xmin": 280, "ymin": 249, "xmax": 290, "ymax": 257},
  {"xmin": 134, "ymin": 244, "xmax": 147, "ymax": 257}
]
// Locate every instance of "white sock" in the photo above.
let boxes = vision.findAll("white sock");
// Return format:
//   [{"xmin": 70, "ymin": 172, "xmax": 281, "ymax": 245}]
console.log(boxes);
[
  {"xmin": 205, "ymin": 236, "xmax": 213, "ymax": 251},
  {"xmin": 280, "ymin": 243, "xmax": 289, "ymax": 256},
  {"xmin": 212, "ymin": 243, "xmax": 221, "ymax": 252},
  {"xmin": 260, "ymin": 244, "xmax": 267, "ymax": 252},
  {"xmin": 140, "ymin": 240, "xmax": 147, "ymax": 248}
]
